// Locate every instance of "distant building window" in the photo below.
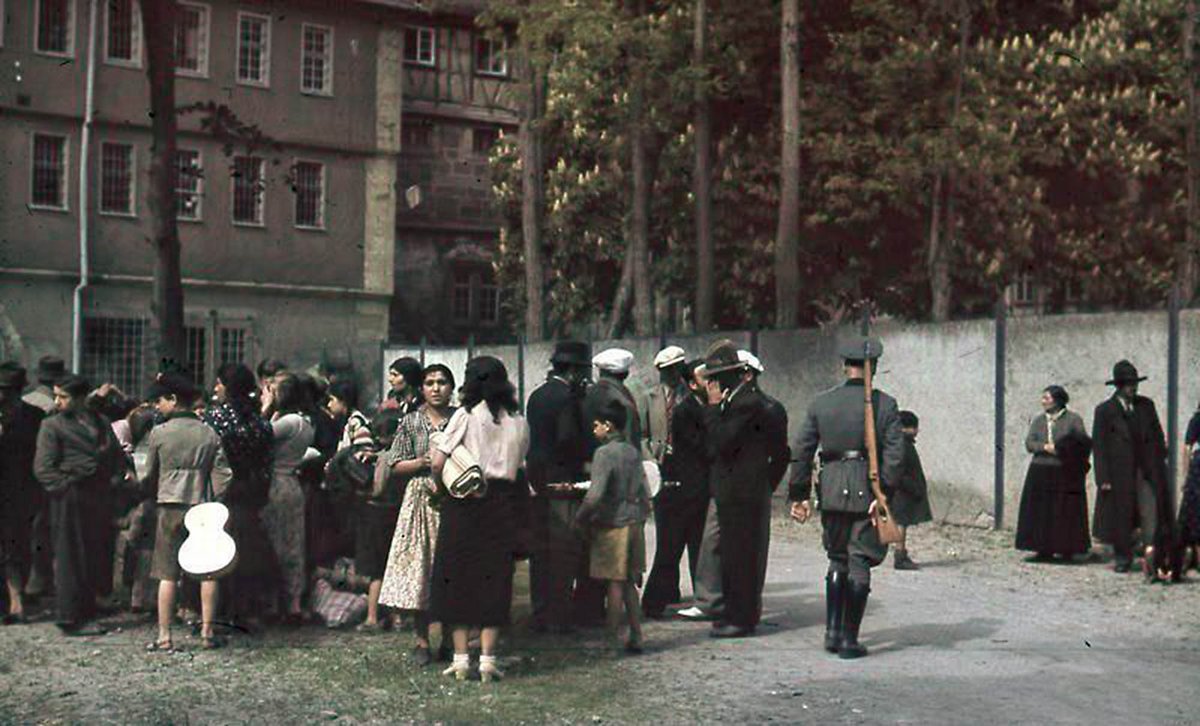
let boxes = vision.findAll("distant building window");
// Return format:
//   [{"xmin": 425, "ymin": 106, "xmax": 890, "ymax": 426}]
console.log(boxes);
[
  {"xmin": 104, "ymin": 0, "xmax": 141, "ymax": 66},
  {"xmin": 293, "ymin": 160, "xmax": 325, "ymax": 229},
  {"xmin": 219, "ymin": 328, "xmax": 247, "ymax": 366},
  {"xmin": 185, "ymin": 325, "xmax": 207, "ymax": 387},
  {"xmin": 36, "ymin": 0, "xmax": 74, "ymax": 56},
  {"xmin": 451, "ymin": 264, "xmax": 501, "ymax": 326},
  {"xmin": 100, "ymin": 142, "xmax": 135, "ymax": 216},
  {"xmin": 1010, "ymin": 271, "xmax": 1037, "ymax": 306},
  {"xmin": 472, "ymin": 127, "xmax": 500, "ymax": 155},
  {"xmin": 402, "ymin": 121, "xmax": 433, "ymax": 150},
  {"xmin": 474, "ymin": 35, "xmax": 507, "ymax": 77},
  {"xmin": 236, "ymin": 12, "xmax": 270, "ymax": 87},
  {"xmin": 175, "ymin": 2, "xmax": 209, "ymax": 76},
  {"xmin": 175, "ymin": 149, "xmax": 202, "ymax": 221},
  {"xmin": 232, "ymin": 155, "xmax": 265, "ymax": 226},
  {"xmin": 31, "ymin": 133, "xmax": 68, "ymax": 210},
  {"xmin": 404, "ymin": 26, "xmax": 435, "ymax": 66},
  {"xmin": 301, "ymin": 23, "xmax": 333, "ymax": 95},
  {"xmin": 83, "ymin": 317, "xmax": 147, "ymax": 399}
]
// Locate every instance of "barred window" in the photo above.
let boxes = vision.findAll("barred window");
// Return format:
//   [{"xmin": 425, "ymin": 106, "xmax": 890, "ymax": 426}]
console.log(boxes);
[
  {"xmin": 82, "ymin": 317, "xmax": 147, "ymax": 399},
  {"xmin": 232, "ymin": 155, "xmax": 265, "ymax": 226},
  {"xmin": 175, "ymin": 149, "xmax": 202, "ymax": 221},
  {"xmin": 104, "ymin": 0, "xmax": 141, "ymax": 65},
  {"xmin": 36, "ymin": 0, "xmax": 73, "ymax": 56},
  {"xmin": 100, "ymin": 142, "xmax": 135, "ymax": 215},
  {"xmin": 219, "ymin": 328, "xmax": 247, "ymax": 366},
  {"xmin": 237, "ymin": 12, "xmax": 270, "ymax": 86},
  {"xmin": 175, "ymin": 2, "xmax": 209, "ymax": 76},
  {"xmin": 301, "ymin": 24, "xmax": 332, "ymax": 95},
  {"xmin": 404, "ymin": 26, "xmax": 435, "ymax": 66},
  {"xmin": 293, "ymin": 161, "xmax": 324, "ymax": 229},
  {"xmin": 31, "ymin": 133, "xmax": 68, "ymax": 210},
  {"xmin": 474, "ymin": 35, "xmax": 507, "ymax": 77},
  {"xmin": 185, "ymin": 326, "xmax": 207, "ymax": 388}
]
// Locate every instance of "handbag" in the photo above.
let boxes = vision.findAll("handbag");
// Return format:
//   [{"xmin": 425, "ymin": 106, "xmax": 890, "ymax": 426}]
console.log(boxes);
[{"xmin": 442, "ymin": 444, "xmax": 487, "ymax": 499}]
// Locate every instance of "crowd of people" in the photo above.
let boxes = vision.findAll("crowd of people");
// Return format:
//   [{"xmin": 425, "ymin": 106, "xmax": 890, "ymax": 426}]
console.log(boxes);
[{"xmin": 0, "ymin": 336, "xmax": 941, "ymax": 681}]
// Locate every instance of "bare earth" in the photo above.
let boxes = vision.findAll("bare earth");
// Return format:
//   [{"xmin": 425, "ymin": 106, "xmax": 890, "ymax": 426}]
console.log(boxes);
[{"xmin": 1, "ymin": 510, "xmax": 1197, "ymax": 725}]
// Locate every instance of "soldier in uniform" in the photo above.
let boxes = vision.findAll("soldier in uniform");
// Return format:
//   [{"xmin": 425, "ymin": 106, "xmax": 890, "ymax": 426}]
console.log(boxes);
[{"xmin": 788, "ymin": 336, "xmax": 903, "ymax": 659}]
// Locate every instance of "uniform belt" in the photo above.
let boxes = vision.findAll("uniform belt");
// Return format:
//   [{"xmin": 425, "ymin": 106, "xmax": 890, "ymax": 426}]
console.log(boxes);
[{"xmin": 820, "ymin": 450, "xmax": 865, "ymax": 463}]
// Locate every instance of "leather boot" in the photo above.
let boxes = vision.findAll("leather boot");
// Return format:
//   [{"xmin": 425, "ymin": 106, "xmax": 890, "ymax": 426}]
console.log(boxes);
[
  {"xmin": 823, "ymin": 572, "xmax": 845, "ymax": 653},
  {"xmin": 839, "ymin": 581, "xmax": 870, "ymax": 660}
]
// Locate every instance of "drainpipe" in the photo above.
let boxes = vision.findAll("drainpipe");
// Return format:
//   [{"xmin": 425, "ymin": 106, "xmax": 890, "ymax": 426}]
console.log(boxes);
[{"xmin": 72, "ymin": 0, "xmax": 99, "ymax": 374}]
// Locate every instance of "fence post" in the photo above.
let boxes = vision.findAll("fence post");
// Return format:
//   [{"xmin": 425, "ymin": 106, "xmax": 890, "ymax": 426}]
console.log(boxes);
[
  {"xmin": 1168, "ymin": 286, "xmax": 1181, "ymax": 509},
  {"xmin": 517, "ymin": 333, "xmax": 526, "ymax": 414},
  {"xmin": 994, "ymin": 299, "xmax": 1007, "ymax": 530},
  {"xmin": 419, "ymin": 336, "xmax": 427, "ymax": 367},
  {"xmin": 467, "ymin": 334, "xmax": 475, "ymax": 362}
]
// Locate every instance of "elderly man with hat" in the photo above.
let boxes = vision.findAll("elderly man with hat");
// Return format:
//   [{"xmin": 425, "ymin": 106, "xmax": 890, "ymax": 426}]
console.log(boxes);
[
  {"xmin": 527, "ymin": 341, "xmax": 604, "ymax": 631},
  {"xmin": 787, "ymin": 335, "xmax": 904, "ymax": 659},
  {"xmin": 0, "ymin": 363, "xmax": 46, "ymax": 623},
  {"xmin": 700, "ymin": 340, "xmax": 789, "ymax": 638},
  {"xmin": 1091, "ymin": 360, "xmax": 1174, "ymax": 580}
]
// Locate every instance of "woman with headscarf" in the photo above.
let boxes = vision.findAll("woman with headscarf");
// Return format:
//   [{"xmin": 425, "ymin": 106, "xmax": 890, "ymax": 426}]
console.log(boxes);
[
  {"xmin": 1015, "ymin": 385, "xmax": 1093, "ymax": 561},
  {"xmin": 430, "ymin": 357, "xmax": 529, "ymax": 683}
]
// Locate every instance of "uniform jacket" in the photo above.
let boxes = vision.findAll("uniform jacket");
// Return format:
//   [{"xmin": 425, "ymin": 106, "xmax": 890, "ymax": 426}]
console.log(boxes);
[
  {"xmin": 526, "ymin": 376, "xmax": 591, "ymax": 494},
  {"xmin": 787, "ymin": 380, "xmax": 903, "ymax": 514},
  {"xmin": 584, "ymin": 378, "xmax": 643, "ymax": 453},
  {"xmin": 1091, "ymin": 393, "xmax": 1170, "ymax": 543},
  {"xmin": 703, "ymin": 385, "xmax": 790, "ymax": 504},
  {"xmin": 33, "ymin": 409, "xmax": 124, "ymax": 495},
  {"xmin": 142, "ymin": 411, "xmax": 222, "ymax": 505}
]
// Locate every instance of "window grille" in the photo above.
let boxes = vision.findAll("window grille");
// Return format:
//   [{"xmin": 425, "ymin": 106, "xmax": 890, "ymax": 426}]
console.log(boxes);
[
  {"xmin": 175, "ymin": 2, "xmax": 208, "ymax": 75},
  {"xmin": 232, "ymin": 156, "xmax": 264, "ymax": 225},
  {"xmin": 32, "ymin": 134, "xmax": 67, "ymax": 209},
  {"xmin": 301, "ymin": 24, "xmax": 332, "ymax": 95},
  {"xmin": 474, "ymin": 36, "xmax": 507, "ymax": 76},
  {"xmin": 219, "ymin": 328, "xmax": 247, "ymax": 366},
  {"xmin": 105, "ymin": 0, "xmax": 139, "ymax": 64},
  {"xmin": 100, "ymin": 142, "xmax": 134, "ymax": 215},
  {"xmin": 293, "ymin": 161, "xmax": 324, "ymax": 229},
  {"xmin": 175, "ymin": 149, "xmax": 202, "ymax": 220},
  {"xmin": 237, "ymin": 13, "xmax": 270, "ymax": 86},
  {"xmin": 36, "ymin": 0, "xmax": 72, "ymax": 55},
  {"xmin": 82, "ymin": 317, "xmax": 147, "ymax": 398},
  {"xmin": 404, "ymin": 26, "xmax": 435, "ymax": 66}
]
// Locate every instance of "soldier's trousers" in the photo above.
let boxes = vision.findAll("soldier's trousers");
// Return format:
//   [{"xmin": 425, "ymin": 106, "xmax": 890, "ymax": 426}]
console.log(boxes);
[{"xmin": 821, "ymin": 511, "xmax": 887, "ymax": 587}]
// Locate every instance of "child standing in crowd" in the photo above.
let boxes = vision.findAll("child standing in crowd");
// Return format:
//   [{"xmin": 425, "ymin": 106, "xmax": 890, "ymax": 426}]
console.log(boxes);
[
  {"xmin": 576, "ymin": 399, "xmax": 651, "ymax": 654},
  {"xmin": 891, "ymin": 410, "xmax": 933, "ymax": 570}
]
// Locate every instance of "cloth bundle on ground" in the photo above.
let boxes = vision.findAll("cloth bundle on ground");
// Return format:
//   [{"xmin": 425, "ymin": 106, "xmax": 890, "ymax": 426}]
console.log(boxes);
[
  {"xmin": 310, "ymin": 578, "xmax": 368, "ymax": 629},
  {"xmin": 312, "ymin": 556, "xmax": 372, "ymax": 594}
]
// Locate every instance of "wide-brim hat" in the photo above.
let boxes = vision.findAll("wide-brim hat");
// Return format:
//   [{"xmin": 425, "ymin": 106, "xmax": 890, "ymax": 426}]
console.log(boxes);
[
  {"xmin": 0, "ymin": 362, "xmax": 28, "ymax": 390},
  {"xmin": 837, "ymin": 335, "xmax": 884, "ymax": 362},
  {"xmin": 550, "ymin": 340, "xmax": 592, "ymax": 367},
  {"xmin": 35, "ymin": 355, "xmax": 66, "ymax": 384},
  {"xmin": 1106, "ymin": 360, "xmax": 1147, "ymax": 386},
  {"xmin": 703, "ymin": 339, "xmax": 746, "ymax": 375}
]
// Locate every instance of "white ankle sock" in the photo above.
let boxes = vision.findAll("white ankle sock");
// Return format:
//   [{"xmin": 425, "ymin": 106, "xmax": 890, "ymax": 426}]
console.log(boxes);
[
  {"xmin": 479, "ymin": 654, "xmax": 497, "ymax": 668},
  {"xmin": 452, "ymin": 653, "xmax": 470, "ymax": 668}
]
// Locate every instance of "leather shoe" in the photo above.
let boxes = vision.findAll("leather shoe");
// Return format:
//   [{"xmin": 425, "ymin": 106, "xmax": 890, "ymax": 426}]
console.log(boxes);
[
  {"xmin": 709, "ymin": 624, "xmax": 754, "ymax": 639},
  {"xmin": 677, "ymin": 606, "xmax": 718, "ymax": 621}
]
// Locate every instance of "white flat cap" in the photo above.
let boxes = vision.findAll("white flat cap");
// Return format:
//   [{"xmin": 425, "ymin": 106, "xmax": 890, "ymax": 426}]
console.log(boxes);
[
  {"xmin": 738, "ymin": 350, "xmax": 764, "ymax": 374},
  {"xmin": 653, "ymin": 345, "xmax": 687, "ymax": 369},
  {"xmin": 593, "ymin": 348, "xmax": 635, "ymax": 374}
]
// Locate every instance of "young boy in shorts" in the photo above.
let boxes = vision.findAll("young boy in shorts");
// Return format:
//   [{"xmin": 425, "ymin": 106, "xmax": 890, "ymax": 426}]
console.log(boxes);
[{"xmin": 576, "ymin": 399, "xmax": 651, "ymax": 654}]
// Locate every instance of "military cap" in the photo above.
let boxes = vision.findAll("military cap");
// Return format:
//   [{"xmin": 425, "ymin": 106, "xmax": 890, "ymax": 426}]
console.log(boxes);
[
  {"xmin": 593, "ymin": 348, "xmax": 635, "ymax": 374},
  {"xmin": 653, "ymin": 346, "xmax": 687, "ymax": 369},
  {"xmin": 837, "ymin": 335, "xmax": 884, "ymax": 362}
]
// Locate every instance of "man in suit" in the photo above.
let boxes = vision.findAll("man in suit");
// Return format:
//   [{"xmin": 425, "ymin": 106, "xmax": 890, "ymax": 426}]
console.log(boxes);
[
  {"xmin": 642, "ymin": 349, "xmax": 710, "ymax": 618},
  {"xmin": 788, "ymin": 336, "xmax": 904, "ymax": 659},
  {"xmin": 20, "ymin": 355, "xmax": 63, "ymax": 600},
  {"xmin": 584, "ymin": 349, "xmax": 643, "ymax": 451},
  {"xmin": 738, "ymin": 351, "xmax": 790, "ymax": 597},
  {"xmin": 702, "ymin": 341, "xmax": 790, "ymax": 638},
  {"xmin": 526, "ymin": 341, "xmax": 597, "ymax": 632},
  {"xmin": 1091, "ymin": 360, "xmax": 1173, "ymax": 579}
]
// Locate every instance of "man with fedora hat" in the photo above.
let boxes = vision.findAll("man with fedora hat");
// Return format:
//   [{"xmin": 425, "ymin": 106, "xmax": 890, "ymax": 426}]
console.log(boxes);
[
  {"xmin": 0, "ymin": 362, "xmax": 46, "ymax": 623},
  {"xmin": 700, "ymin": 340, "xmax": 789, "ymax": 638},
  {"xmin": 1092, "ymin": 359, "xmax": 1174, "ymax": 579},
  {"xmin": 527, "ymin": 340, "xmax": 605, "ymax": 631},
  {"xmin": 19, "ymin": 356, "xmax": 64, "ymax": 599},
  {"xmin": 23, "ymin": 356, "xmax": 66, "ymax": 415},
  {"xmin": 787, "ymin": 335, "xmax": 904, "ymax": 659}
]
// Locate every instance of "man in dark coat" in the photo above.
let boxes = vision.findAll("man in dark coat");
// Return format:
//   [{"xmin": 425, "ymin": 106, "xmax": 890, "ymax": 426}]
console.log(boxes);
[
  {"xmin": 527, "ymin": 341, "xmax": 600, "ymax": 631},
  {"xmin": 1091, "ymin": 360, "xmax": 1174, "ymax": 578},
  {"xmin": 21, "ymin": 355, "xmax": 63, "ymax": 599},
  {"xmin": 702, "ymin": 341, "xmax": 790, "ymax": 638},
  {"xmin": 584, "ymin": 349, "xmax": 643, "ymax": 451},
  {"xmin": 738, "ymin": 350, "xmax": 790, "ymax": 596},
  {"xmin": 788, "ymin": 336, "xmax": 904, "ymax": 659},
  {"xmin": 0, "ymin": 363, "xmax": 46, "ymax": 623}
]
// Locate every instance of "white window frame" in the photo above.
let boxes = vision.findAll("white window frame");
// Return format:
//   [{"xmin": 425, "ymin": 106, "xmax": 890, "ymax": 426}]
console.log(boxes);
[
  {"xmin": 292, "ymin": 159, "xmax": 326, "ymax": 231},
  {"xmin": 175, "ymin": 1, "xmax": 210, "ymax": 78},
  {"xmin": 403, "ymin": 26, "xmax": 435, "ymax": 67},
  {"xmin": 98, "ymin": 141, "xmax": 137, "ymax": 217},
  {"xmin": 230, "ymin": 155, "xmax": 266, "ymax": 228},
  {"xmin": 29, "ymin": 132, "xmax": 69, "ymax": 212},
  {"xmin": 103, "ymin": 0, "xmax": 142, "ymax": 68},
  {"xmin": 474, "ymin": 35, "xmax": 507, "ymax": 78},
  {"xmin": 175, "ymin": 148, "xmax": 203, "ymax": 222},
  {"xmin": 236, "ymin": 11, "xmax": 271, "ymax": 88},
  {"xmin": 35, "ymin": 0, "xmax": 75, "ymax": 58},
  {"xmin": 299, "ymin": 23, "xmax": 334, "ymax": 97}
]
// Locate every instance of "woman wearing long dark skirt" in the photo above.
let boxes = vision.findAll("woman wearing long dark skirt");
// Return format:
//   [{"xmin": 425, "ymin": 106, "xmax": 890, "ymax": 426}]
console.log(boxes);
[
  {"xmin": 1015, "ymin": 385, "xmax": 1092, "ymax": 561},
  {"xmin": 430, "ymin": 357, "xmax": 529, "ymax": 683}
]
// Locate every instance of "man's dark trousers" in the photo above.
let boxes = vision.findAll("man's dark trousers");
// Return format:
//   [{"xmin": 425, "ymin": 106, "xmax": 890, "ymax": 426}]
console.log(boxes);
[
  {"xmin": 642, "ymin": 488, "xmax": 708, "ymax": 614},
  {"xmin": 717, "ymin": 494, "xmax": 771, "ymax": 629}
]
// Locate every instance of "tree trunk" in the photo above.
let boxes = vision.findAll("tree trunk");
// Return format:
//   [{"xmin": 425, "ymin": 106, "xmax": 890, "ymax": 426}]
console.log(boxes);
[
  {"xmin": 929, "ymin": 2, "xmax": 970, "ymax": 323},
  {"xmin": 693, "ymin": 0, "xmax": 715, "ymax": 332},
  {"xmin": 629, "ymin": 0, "xmax": 655, "ymax": 337},
  {"xmin": 520, "ymin": 39, "xmax": 547, "ymax": 341},
  {"xmin": 143, "ymin": 0, "xmax": 185, "ymax": 368},
  {"xmin": 774, "ymin": 0, "xmax": 802, "ymax": 329},
  {"xmin": 1183, "ymin": 0, "xmax": 1200, "ymax": 304},
  {"xmin": 607, "ymin": 243, "xmax": 635, "ymax": 339}
]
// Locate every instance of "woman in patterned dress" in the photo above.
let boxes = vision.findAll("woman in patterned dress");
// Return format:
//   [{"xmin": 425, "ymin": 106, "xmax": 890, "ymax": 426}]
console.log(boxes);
[{"xmin": 378, "ymin": 364, "xmax": 456, "ymax": 664}]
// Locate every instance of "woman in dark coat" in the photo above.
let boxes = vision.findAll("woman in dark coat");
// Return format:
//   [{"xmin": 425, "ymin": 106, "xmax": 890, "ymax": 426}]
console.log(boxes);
[
  {"xmin": 1172, "ymin": 408, "xmax": 1200, "ymax": 577},
  {"xmin": 33, "ymin": 375, "xmax": 125, "ymax": 635},
  {"xmin": 1015, "ymin": 385, "xmax": 1092, "ymax": 561},
  {"xmin": 891, "ymin": 410, "xmax": 933, "ymax": 570}
]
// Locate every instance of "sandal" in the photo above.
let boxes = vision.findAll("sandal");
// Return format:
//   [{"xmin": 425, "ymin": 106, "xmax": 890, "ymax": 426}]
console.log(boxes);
[
  {"xmin": 201, "ymin": 635, "xmax": 225, "ymax": 650},
  {"xmin": 146, "ymin": 638, "xmax": 174, "ymax": 652}
]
